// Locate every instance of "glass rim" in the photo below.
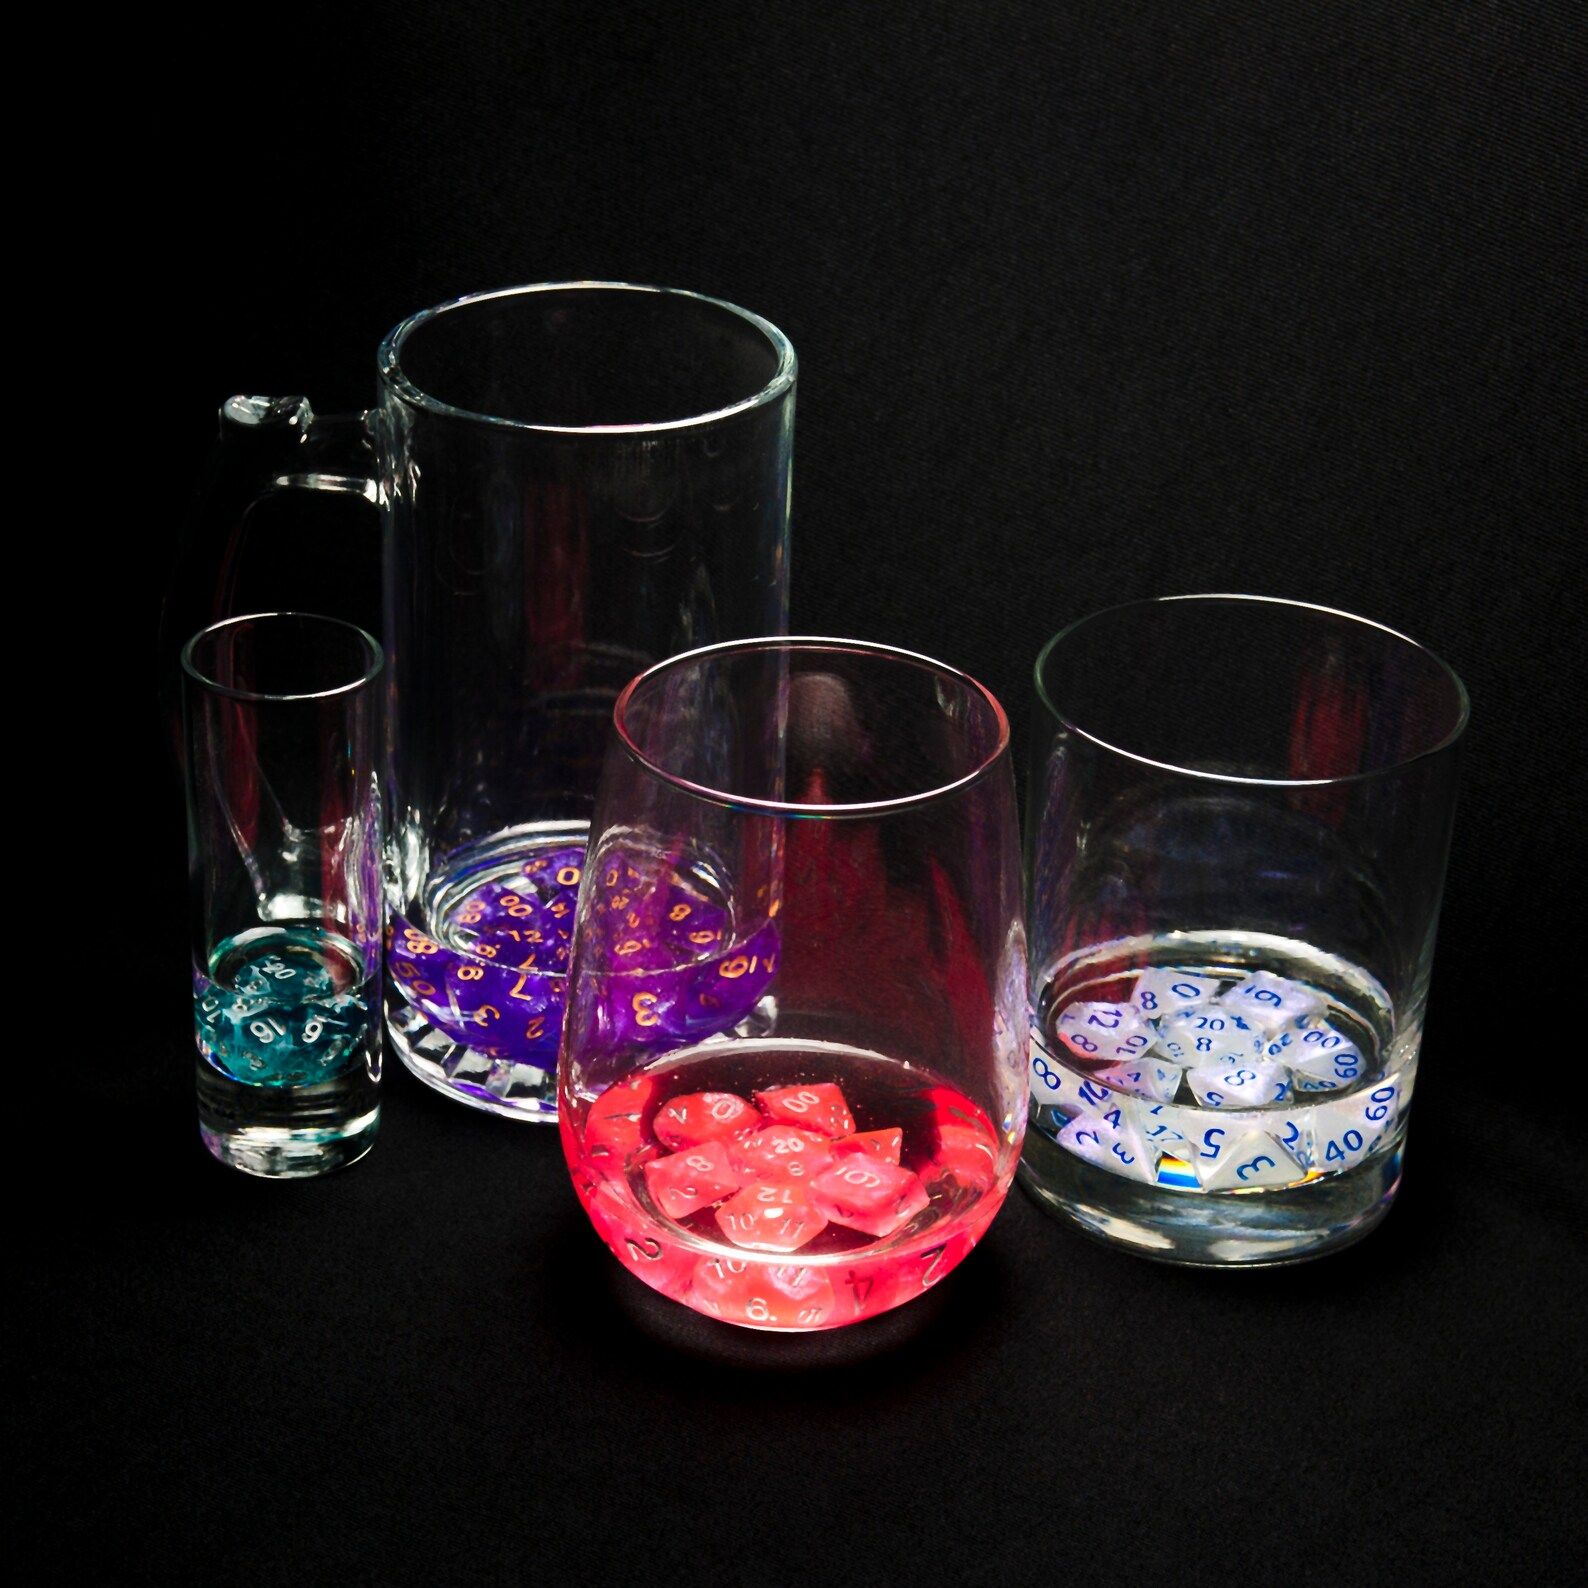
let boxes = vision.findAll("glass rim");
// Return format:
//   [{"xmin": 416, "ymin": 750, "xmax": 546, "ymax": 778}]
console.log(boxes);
[
  {"xmin": 613, "ymin": 636, "xmax": 1012, "ymax": 817},
  {"xmin": 377, "ymin": 281, "xmax": 798, "ymax": 436},
  {"xmin": 181, "ymin": 611, "xmax": 385, "ymax": 704},
  {"xmin": 1033, "ymin": 593, "xmax": 1470, "ymax": 788}
]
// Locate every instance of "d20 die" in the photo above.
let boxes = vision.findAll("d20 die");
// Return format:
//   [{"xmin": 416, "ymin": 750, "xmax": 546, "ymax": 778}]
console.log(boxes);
[
  {"xmin": 809, "ymin": 1158, "xmax": 931, "ymax": 1238},
  {"xmin": 1055, "ymin": 1112, "xmax": 1155, "ymax": 1184},
  {"xmin": 653, "ymin": 1091, "xmax": 758, "ymax": 1149},
  {"xmin": 641, "ymin": 1141, "xmax": 743, "ymax": 1221},
  {"xmin": 1201, "ymin": 1130, "xmax": 1304, "ymax": 1191},
  {"xmin": 1219, "ymin": 971, "xmax": 1324, "ymax": 1035},
  {"xmin": 1135, "ymin": 1102, "xmax": 1196, "ymax": 1158},
  {"xmin": 728, "ymin": 1124, "xmax": 835, "ymax": 1184},
  {"xmin": 714, "ymin": 1182, "xmax": 828, "ymax": 1252},
  {"xmin": 754, "ymin": 1083, "xmax": 856, "ymax": 1139},
  {"xmin": 1162, "ymin": 1009, "xmax": 1257, "ymax": 1066},
  {"xmin": 831, "ymin": 1128, "xmax": 903, "ymax": 1165},
  {"xmin": 690, "ymin": 1257, "xmax": 837, "ymax": 1329},
  {"xmin": 1132, "ymin": 970, "xmax": 1220, "ymax": 1020}
]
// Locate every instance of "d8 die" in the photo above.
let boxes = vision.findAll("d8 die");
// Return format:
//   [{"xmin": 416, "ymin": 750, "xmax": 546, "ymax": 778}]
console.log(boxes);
[
  {"xmin": 1131, "ymin": 970, "xmax": 1219, "ymax": 1019},
  {"xmin": 1219, "ymin": 971, "xmax": 1324, "ymax": 1035}
]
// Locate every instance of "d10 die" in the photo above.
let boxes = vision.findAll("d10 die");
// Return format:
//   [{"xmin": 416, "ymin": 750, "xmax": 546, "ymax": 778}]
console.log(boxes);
[
  {"xmin": 1186, "ymin": 1061, "xmax": 1291, "ymax": 1109},
  {"xmin": 1219, "ymin": 971, "xmax": 1324, "ymax": 1035},
  {"xmin": 641, "ymin": 1141, "xmax": 742, "ymax": 1221},
  {"xmin": 809, "ymin": 1158, "xmax": 931, "ymax": 1238},
  {"xmin": 1055, "ymin": 1112, "xmax": 1155, "ymax": 1184},
  {"xmin": 728, "ymin": 1124, "xmax": 835, "ymax": 1183},
  {"xmin": 1313, "ymin": 1079, "xmax": 1402, "ymax": 1172},
  {"xmin": 653, "ymin": 1091, "xmax": 758, "ymax": 1149},
  {"xmin": 715, "ymin": 1182, "xmax": 829, "ymax": 1251},
  {"xmin": 1161, "ymin": 1008, "xmax": 1260, "ymax": 1066},
  {"xmin": 1290, "ymin": 1030, "xmax": 1368, "ymax": 1090},
  {"xmin": 1131, "ymin": 970, "xmax": 1220, "ymax": 1019},
  {"xmin": 1200, "ymin": 1129, "xmax": 1305, "ymax": 1191},
  {"xmin": 754, "ymin": 1083, "xmax": 856, "ymax": 1138}
]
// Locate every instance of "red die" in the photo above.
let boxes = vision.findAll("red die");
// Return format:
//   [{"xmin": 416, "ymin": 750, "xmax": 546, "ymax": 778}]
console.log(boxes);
[
  {"xmin": 830, "ymin": 1127, "xmax": 903, "ymax": 1165},
  {"xmin": 582, "ymin": 1075, "xmax": 658, "ymax": 1164},
  {"xmin": 728, "ymin": 1124, "xmax": 835, "ymax": 1183},
  {"xmin": 714, "ymin": 1182, "xmax": 828, "ymax": 1252},
  {"xmin": 753, "ymin": 1083, "xmax": 856, "ymax": 1139},
  {"xmin": 809, "ymin": 1158, "xmax": 931, "ymax": 1239},
  {"xmin": 690, "ymin": 1257, "xmax": 836, "ymax": 1329},
  {"xmin": 931, "ymin": 1122, "xmax": 999, "ymax": 1192},
  {"xmin": 641, "ymin": 1141, "xmax": 742, "ymax": 1222},
  {"xmin": 653, "ymin": 1091, "xmax": 757, "ymax": 1150}
]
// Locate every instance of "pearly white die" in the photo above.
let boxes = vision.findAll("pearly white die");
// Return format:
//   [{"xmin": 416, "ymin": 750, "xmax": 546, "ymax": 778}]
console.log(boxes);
[
  {"xmin": 1132, "ymin": 969, "xmax": 1220, "ymax": 1021},
  {"xmin": 1201, "ymin": 1129, "xmax": 1305, "ymax": 1191},
  {"xmin": 1218, "ymin": 971, "xmax": 1325, "ymax": 1035}
]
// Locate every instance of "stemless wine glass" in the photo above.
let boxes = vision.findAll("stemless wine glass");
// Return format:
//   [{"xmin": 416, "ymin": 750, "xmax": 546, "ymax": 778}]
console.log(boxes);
[
  {"xmin": 1021, "ymin": 595, "xmax": 1468, "ymax": 1264},
  {"xmin": 558, "ymin": 639, "xmax": 1027, "ymax": 1331}
]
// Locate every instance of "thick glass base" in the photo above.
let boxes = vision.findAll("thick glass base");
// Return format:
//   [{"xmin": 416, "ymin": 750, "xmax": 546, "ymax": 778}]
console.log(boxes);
[
  {"xmin": 387, "ymin": 993, "xmax": 558, "ymax": 1122},
  {"xmin": 1018, "ymin": 1124, "xmax": 1403, "ymax": 1265},
  {"xmin": 199, "ymin": 1107, "xmax": 379, "ymax": 1178}
]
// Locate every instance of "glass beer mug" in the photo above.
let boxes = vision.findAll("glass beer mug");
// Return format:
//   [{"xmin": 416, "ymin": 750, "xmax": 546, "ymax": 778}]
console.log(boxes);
[{"xmin": 165, "ymin": 284, "xmax": 796, "ymax": 1120}]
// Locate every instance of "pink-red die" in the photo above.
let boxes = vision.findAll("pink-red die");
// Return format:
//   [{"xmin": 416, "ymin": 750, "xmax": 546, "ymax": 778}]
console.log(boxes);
[
  {"xmin": 932, "ymin": 1122, "xmax": 999, "ymax": 1192},
  {"xmin": 809, "ymin": 1157, "xmax": 930, "ymax": 1239},
  {"xmin": 641, "ymin": 1140, "xmax": 742, "ymax": 1221},
  {"xmin": 753, "ymin": 1083, "xmax": 856, "ymax": 1138},
  {"xmin": 653, "ymin": 1090, "xmax": 757, "ymax": 1150},
  {"xmin": 690, "ymin": 1257, "xmax": 836, "ymax": 1329},
  {"xmin": 581, "ymin": 1075, "xmax": 659, "ymax": 1164},
  {"xmin": 714, "ymin": 1181, "xmax": 828, "ymax": 1252},
  {"xmin": 728, "ymin": 1124, "xmax": 836, "ymax": 1183},
  {"xmin": 830, "ymin": 1127, "xmax": 903, "ymax": 1165}
]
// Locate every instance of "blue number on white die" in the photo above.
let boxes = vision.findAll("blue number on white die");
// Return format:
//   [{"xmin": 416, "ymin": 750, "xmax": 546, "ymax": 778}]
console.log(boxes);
[
  {"xmin": 1133, "ymin": 970, "xmax": 1218, "ymax": 1019},
  {"xmin": 1276, "ymin": 1113, "xmax": 1312, "ymax": 1169},
  {"xmin": 1137, "ymin": 1104, "xmax": 1192, "ymax": 1152},
  {"xmin": 1029, "ymin": 1046, "xmax": 1069, "ymax": 1105},
  {"xmin": 1293, "ymin": 1040, "xmax": 1364, "ymax": 1085},
  {"xmin": 1197, "ymin": 1125, "xmax": 1227, "ymax": 1163},
  {"xmin": 1202, "ymin": 1129, "xmax": 1303, "ymax": 1191}
]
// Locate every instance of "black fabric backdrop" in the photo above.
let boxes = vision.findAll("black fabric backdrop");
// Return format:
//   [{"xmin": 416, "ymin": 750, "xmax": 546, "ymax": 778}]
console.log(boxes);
[{"xmin": 28, "ymin": 2, "xmax": 1586, "ymax": 1582}]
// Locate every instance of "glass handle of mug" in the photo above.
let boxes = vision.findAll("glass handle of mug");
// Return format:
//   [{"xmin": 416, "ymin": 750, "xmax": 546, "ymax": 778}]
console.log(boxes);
[{"xmin": 159, "ymin": 395, "xmax": 379, "ymax": 758}]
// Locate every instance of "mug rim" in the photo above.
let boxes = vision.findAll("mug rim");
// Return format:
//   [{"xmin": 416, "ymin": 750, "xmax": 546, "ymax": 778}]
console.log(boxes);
[
  {"xmin": 377, "ymin": 281, "xmax": 797, "ymax": 436},
  {"xmin": 1033, "ymin": 592, "xmax": 1470, "ymax": 788},
  {"xmin": 613, "ymin": 636, "xmax": 1012, "ymax": 817}
]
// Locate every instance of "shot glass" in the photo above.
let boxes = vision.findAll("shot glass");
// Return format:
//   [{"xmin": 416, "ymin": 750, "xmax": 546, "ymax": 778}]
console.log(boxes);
[
  {"xmin": 1021, "ymin": 595, "xmax": 1467, "ymax": 1263},
  {"xmin": 182, "ymin": 613, "xmax": 385, "ymax": 1176},
  {"xmin": 558, "ymin": 639, "xmax": 1028, "ymax": 1330}
]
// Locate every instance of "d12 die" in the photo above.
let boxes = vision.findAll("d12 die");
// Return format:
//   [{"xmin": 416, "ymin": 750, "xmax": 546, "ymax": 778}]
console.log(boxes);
[
  {"xmin": 1132, "ymin": 969, "xmax": 1219, "ymax": 1019},
  {"xmin": 654, "ymin": 1091, "xmax": 758, "ymax": 1149},
  {"xmin": 1055, "ymin": 1001, "xmax": 1154, "ymax": 1064},
  {"xmin": 1200, "ymin": 1129, "xmax": 1305, "ymax": 1191},
  {"xmin": 754, "ymin": 1083, "xmax": 856, "ymax": 1138},
  {"xmin": 728, "ymin": 1124, "xmax": 835, "ymax": 1183},
  {"xmin": 690, "ymin": 1257, "xmax": 836, "ymax": 1329},
  {"xmin": 831, "ymin": 1128, "xmax": 903, "ymax": 1165},
  {"xmin": 1219, "ymin": 971, "xmax": 1324, "ymax": 1035},
  {"xmin": 714, "ymin": 1182, "xmax": 829, "ymax": 1251},
  {"xmin": 641, "ymin": 1141, "xmax": 742, "ymax": 1221},
  {"xmin": 809, "ymin": 1158, "xmax": 931, "ymax": 1238}
]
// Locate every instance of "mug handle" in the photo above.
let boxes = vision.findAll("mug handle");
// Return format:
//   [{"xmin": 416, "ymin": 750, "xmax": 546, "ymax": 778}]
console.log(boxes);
[{"xmin": 159, "ymin": 395, "xmax": 379, "ymax": 758}]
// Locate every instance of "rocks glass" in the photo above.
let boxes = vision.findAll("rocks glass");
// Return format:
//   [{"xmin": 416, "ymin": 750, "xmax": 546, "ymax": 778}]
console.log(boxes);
[{"xmin": 1021, "ymin": 596, "xmax": 1467, "ymax": 1263}]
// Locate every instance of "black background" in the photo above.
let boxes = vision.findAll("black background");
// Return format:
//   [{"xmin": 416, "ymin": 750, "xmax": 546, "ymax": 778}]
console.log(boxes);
[{"xmin": 31, "ymin": 2, "xmax": 1587, "ymax": 1582}]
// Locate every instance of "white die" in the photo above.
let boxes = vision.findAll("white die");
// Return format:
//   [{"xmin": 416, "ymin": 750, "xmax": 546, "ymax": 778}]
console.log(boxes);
[
  {"xmin": 1055, "ymin": 1000, "xmax": 1153, "ymax": 1064},
  {"xmin": 1290, "ymin": 1028, "xmax": 1369, "ymax": 1090},
  {"xmin": 1056, "ymin": 1112, "xmax": 1156, "ymax": 1184},
  {"xmin": 1134, "ymin": 1102, "xmax": 1197, "ymax": 1158},
  {"xmin": 1186, "ymin": 1061, "xmax": 1291, "ymax": 1109},
  {"xmin": 1131, "ymin": 969, "xmax": 1220, "ymax": 1021},
  {"xmin": 1201, "ymin": 1129, "xmax": 1305, "ymax": 1191},
  {"xmin": 1219, "ymin": 971, "xmax": 1324, "ymax": 1035},
  {"xmin": 1097, "ymin": 1056, "xmax": 1183, "ymax": 1103},
  {"xmin": 1313, "ymin": 1081, "xmax": 1401, "ymax": 1173},
  {"xmin": 1161, "ymin": 1007, "xmax": 1260, "ymax": 1066}
]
